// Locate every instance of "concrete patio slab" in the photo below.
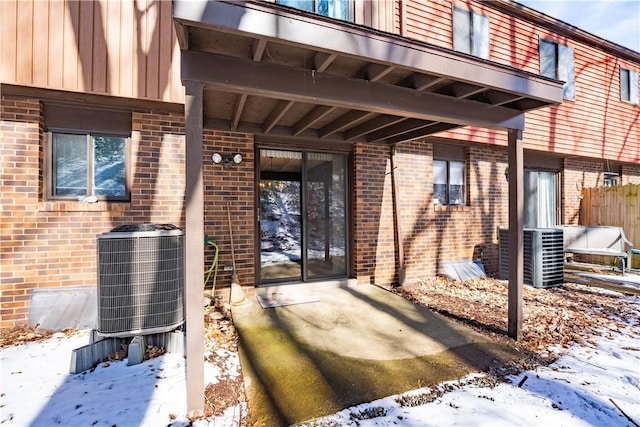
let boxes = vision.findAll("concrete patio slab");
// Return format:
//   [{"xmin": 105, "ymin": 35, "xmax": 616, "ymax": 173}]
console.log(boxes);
[{"xmin": 232, "ymin": 284, "xmax": 523, "ymax": 426}]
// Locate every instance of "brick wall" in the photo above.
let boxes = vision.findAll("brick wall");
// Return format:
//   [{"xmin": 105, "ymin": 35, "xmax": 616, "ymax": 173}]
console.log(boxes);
[
  {"xmin": 202, "ymin": 131, "xmax": 255, "ymax": 298},
  {"xmin": 352, "ymin": 142, "xmax": 396, "ymax": 285},
  {"xmin": 1, "ymin": 93, "xmax": 636, "ymax": 328},
  {"xmin": 621, "ymin": 164, "xmax": 640, "ymax": 184},
  {"xmin": 352, "ymin": 138, "xmax": 512, "ymax": 283}
]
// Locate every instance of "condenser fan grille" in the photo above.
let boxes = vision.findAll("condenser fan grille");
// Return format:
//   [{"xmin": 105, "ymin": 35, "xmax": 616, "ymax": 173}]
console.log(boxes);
[
  {"xmin": 499, "ymin": 227, "xmax": 564, "ymax": 288},
  {"xmin": 97, "ymin": 229, "xmax": 184, "ymax": 337}
]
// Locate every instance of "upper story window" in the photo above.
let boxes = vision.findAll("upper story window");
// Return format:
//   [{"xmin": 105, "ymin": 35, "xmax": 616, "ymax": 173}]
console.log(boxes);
[
  {"xmin": 539, "ymin": 39, "xmax": 575, "ymax": 100},
  {"xmin": 48, "ymin": 133, "xmax": 130, "ymax": 201},
  {"xmin": 433, "ymin": 145, "xmax": 467, "ymax": 206},
  {"xmin": 620, "ymin": 67, "xmax": 639, "ymax": 105},
  {"xmin": 278, "ymin": 0, "xmax": 352, "ymax": 21},
  {"xmin": 452, "ymin": 5, "xmax": 489, "ymax": 59}
]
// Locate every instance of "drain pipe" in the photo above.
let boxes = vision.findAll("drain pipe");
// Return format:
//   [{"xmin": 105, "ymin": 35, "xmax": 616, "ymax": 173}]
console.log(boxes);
[{"xmin": 390, "ymin": 144, "xmax": 406, "ymax": 287}]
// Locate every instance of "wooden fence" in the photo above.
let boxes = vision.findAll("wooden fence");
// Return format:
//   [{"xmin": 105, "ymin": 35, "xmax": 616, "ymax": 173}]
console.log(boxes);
[{"xmin": 582, "ymin": 184, "xmax": 640, "ymax": 269}]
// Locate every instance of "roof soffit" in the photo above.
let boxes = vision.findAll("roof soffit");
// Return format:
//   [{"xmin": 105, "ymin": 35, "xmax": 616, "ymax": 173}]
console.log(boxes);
[{"xmin": 174, "ymin": 0, "xmax": 564, "ymax": 144}]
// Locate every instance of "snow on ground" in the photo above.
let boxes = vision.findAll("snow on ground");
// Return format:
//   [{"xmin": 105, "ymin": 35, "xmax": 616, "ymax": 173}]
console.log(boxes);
[
  {"xmin": 301, "ymin": 321, "xmax": 640, "ymax": 427},
  {"xmin": 578, "ymin": 272, "xmax": 640, "ymax": 290},
  {"xmin": 1, "ymin": 296, "xmax": 639, "ymax": 427},
  {"xmin": 0, "ymin": 330, "xmax": 244, "ymax": 427}
]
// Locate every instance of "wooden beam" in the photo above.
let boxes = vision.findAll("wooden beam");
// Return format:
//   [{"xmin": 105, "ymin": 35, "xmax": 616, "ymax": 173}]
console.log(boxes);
[
  {"xmin": 314, "ymin": 52, "xmax": 337, "ymax": 72},
  {"xmin": 231, "ymin": 94, "xmax": 247, "ymax": 131},
  {"xmin": 175, "ymin": 22, "xmax": 189, "ymax": 50},
  {"xmin": 487, "ymin": 92, "xmax": 526, "ymax": 107},
  {"xmin": 292, "ymin": 105, "xmax": 336, "ymax": 136},
  {"xmin": 231, "ymin": 39, "xmax": 267, "ymax": 130},
  {"xmin": 507, "ymin": 128, "xmax": 524, "ymax": 341},
  {"xmin": 412, "ymin": 74, "xmax": 449, "ymax": 91},
  {"xmin": 384, "ymin": 122, "xmax": 459, "ymax": 144},
  {"xmin": 263, "ymin": 100, "xmax": 295, "ymax": 133},
  {"xmin": 366, "ymin": 118, "xmax": 434, "ymax": 143},
  {"xmin": 182, "ymin": 51, "xmax": 526, "ymax": 130},
  {"xmin": 344, "ymin": 115, "xmax": 406, "ymax": 140},
  {"xmin": 253, "ymin": 38, "xmax": 267, "ymax": 61},
  {"xmin": 451, "ymin": 82, "xmax": 487, "ymax": 99},
  {"xmin": 318, "ymin": 110, "xmax": 376, "ymax": 138},
  {"xmin": 184, "ymin": 80, "xmax": 205, "ymax": 415},
  {"xmin": 366, "ymin": 64, "xmax": 395, "ymax": 82}
]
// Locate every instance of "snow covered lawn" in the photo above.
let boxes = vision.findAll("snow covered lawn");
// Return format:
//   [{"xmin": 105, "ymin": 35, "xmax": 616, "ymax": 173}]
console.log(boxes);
[{"xmin": 1, "ymin": 283, "xmax": 639, "ymax": 427}]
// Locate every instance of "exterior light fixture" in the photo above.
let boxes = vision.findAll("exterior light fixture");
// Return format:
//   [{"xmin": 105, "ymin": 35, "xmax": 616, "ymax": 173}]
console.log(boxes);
[{"xmin": 211, "ymin": 152, "xmax": 243, "ymax": 167}]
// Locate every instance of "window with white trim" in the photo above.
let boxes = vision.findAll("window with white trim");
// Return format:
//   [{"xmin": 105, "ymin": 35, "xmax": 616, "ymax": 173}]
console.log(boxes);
[
  {"xmin": 539, "ymin": 39, "xmax": 575, "ymax": 100},
  {"xmin": 620, "ymin": 67, "xmax": 639, "ymax": 104},
  {"xmin": 48, "ymin": 132, "xmax": 130, "ymax": 201},
  {"xmin": 452, "ymin": 5, "xmax": 489, "ymax": 59},
  {"xmin": 433, "ymin": 145, "xmax": 466, "ymax": 206},
  {"xmin": 278, "ymin": 0, "xmax": 352, "ymax": 21}
]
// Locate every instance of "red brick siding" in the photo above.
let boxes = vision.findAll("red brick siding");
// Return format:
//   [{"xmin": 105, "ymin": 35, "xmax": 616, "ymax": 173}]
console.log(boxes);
[
  {"xmin": 202, "ymin": 131, "xmax": 255, "ymax": 298},
  {"xmin": 621, "ymin": 164, "xmax": 640, "ymax": 184},
  {"xmin": 353, "ymin": 138, "xmax": 512, "ymax": 283},
  {"xmin": 1, "ymin": 97, "xmax": 257, "ymax": 327},
  {"xmin": 352, "ymin": 142, "xmax": 396, "ymax": 285}
]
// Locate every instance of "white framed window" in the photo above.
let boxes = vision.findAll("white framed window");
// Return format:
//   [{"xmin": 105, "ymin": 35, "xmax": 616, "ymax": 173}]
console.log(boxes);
[
  {"xmin": 433, "ymin": 159, "xmax": 466, "ymax": 205},
  {"xmin": 539, "ymin": 39, "xmax": 575, "ymax": 100},
  {"xmin": 48, "ymin": 132, "xmax": 130, "ymax": 201},
  {"xmin": 620, "ymin": 67, "xmax": 639, "ymax": 104},
  {"xmin": 452, "ymin": 5, "xmax": 489, "ymax": 59},
  {"xmin": 278, "ymin": 0, "xmax": 352, "ymax": 21}
]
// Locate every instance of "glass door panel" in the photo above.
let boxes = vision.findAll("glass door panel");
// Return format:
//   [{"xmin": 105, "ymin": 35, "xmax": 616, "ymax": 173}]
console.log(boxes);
[
  {"xmin": 259, "ymin": 149, "xmax": 347, "ymax": 284},
  {"xmin": 259, "ymin": 150, "xmax": 303, "ymax": 282},
  {"xmin": 305, "ymin": 152, "xmax": 347, "ymax": 279}
]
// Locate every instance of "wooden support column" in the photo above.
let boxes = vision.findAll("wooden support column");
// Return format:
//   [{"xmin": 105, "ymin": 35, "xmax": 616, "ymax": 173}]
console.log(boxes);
[
  {"xmin": 507, "ymin": 128, "xmax": 524, "ymax": 340},
  {"xmin": 184, "ymin": 80, "xmax": 205, "ymax": 416}
]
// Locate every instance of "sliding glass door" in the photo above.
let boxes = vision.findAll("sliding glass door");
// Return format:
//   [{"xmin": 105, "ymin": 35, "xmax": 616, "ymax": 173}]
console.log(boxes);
[{"xmin": 259, "ymin": 149, "xmax": 347, "ymax": 284}]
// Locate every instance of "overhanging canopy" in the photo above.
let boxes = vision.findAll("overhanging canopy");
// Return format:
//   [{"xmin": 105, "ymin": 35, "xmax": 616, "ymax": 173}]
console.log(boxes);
[
  {"xmin": 174, "ymin": 0, "xmax": 563, "ymax": 144},
  {"xmin": 173, "ymin": 0, "xmax": 564, "ymax": 415}
]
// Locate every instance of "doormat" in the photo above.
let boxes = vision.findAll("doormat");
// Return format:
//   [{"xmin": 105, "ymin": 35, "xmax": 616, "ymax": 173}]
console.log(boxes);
[{"xmin": 256, "ymin": 292, "xmax": 319, "ymax": 309}]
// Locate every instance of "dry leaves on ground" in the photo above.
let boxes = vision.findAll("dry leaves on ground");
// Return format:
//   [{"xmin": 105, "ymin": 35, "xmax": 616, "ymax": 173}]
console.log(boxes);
[
  {"xmin": 398, "ymin": 277, "xmax": 639, "ymax": 364},
  {"xmin": 202, "ymin": 301, "xmax": 252, "ymax": 424}
]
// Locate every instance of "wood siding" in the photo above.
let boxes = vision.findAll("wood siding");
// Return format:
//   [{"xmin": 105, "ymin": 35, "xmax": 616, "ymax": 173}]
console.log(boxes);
[
  {"xmin": 0, "ymin": 0, "xmax": 183, "ymax": 103},
  {"xmin": 354, "ymin": 0, "xmax": 396, "ymax": 32},
  {"xmin": 1, "ymin": 0, "xmax": 637, "ymax": 162},
  {"xmin": 582, "ymin": 185, "xmax": 640, "ymax": 269},
  {"xmin": 401, "ymin": 0, "xmax": 639, "ymax": 164}
]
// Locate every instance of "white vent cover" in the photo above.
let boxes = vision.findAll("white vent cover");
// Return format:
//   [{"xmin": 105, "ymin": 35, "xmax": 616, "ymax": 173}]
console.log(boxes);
[{"xmin": 97, "ymin": 227, "xmax": 184, "ymax": 337}]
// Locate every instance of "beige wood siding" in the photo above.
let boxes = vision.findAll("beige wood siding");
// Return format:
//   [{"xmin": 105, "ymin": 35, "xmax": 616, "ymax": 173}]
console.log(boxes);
[
  {"xmin": 0, "ymin": 0, "xmax": 183, "ymax": 103},
  {"xmin": 354, "ymin": 0, "xmax": 396, "ymax": 32}
]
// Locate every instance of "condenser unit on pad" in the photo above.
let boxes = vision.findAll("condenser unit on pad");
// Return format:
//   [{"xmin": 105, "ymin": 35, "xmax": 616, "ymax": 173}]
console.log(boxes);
[
  {"xmin": 96, "ymin": 224, "xmax": 184, "ymax": 337},
  {"xmin": 499, "ymin": 227, "xmax": 564, "ymax": 288}
]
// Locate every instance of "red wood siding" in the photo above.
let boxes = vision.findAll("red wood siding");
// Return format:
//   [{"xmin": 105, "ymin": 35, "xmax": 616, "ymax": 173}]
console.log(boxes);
[
  {"xmin": 399, "ymin": 0, "xmax": 639, "ymax": 163},
  {"xmin": 1, "ymin": 0, "xmax": 637, "ymax": 162},
  {"xmin": 0, "ymin": 0, "xmax": 183, "ymax": 104}
]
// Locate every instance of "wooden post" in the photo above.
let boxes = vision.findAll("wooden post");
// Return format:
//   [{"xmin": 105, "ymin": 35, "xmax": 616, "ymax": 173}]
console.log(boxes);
[
  {"xmin": 184, "ymin": 80, "xmax": 205, "ymax": 416},
  {"xmin": 507, "ymin": 129, "xmax": 524, "ymax": 341}
]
